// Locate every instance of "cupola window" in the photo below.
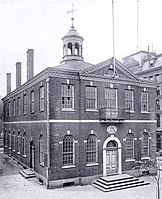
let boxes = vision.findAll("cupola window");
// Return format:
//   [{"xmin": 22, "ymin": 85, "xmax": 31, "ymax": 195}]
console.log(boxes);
[
  {"xmin": 67, "ymin": 43, "xmax": 72, "ymax": 55},
  {"xmin": 75, "ymin": 43, "xmax": 79, "ymax": 55}
]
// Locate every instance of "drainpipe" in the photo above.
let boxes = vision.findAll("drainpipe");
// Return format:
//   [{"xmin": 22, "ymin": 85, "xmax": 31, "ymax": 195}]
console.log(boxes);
[
  {"xmin": 78, "ymin": 73, "xmax": 81, "ymax": 184},
  {"xmin": 46, "ymin": 77, "xmax": 50, "ymax": 188}
]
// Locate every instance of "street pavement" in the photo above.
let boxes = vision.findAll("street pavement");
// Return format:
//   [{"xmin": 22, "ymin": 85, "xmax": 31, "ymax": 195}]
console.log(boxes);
[{"xmin": 0, "ymin": 153, "xmax": 160, "ymax": 199}]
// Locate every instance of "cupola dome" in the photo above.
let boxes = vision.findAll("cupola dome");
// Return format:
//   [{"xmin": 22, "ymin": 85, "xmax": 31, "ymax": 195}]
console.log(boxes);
[{"xmin": 62, "ymin": 26, "xmax": 84, "ymax": 63}]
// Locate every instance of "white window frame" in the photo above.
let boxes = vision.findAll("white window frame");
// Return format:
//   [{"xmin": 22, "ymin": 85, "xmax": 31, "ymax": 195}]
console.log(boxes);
[
  {"xmin": 62, "ymin": 135, "xmax": 75, "ymax": 166},
  {"xmin": 125, "ymin": 89, "xmax": 134, "ymax": 112},
  {"xmin": 61, "ymin": 84, "xmax": 74, "ymax": 111},
  {"xmin": 141, "ymin": 91, "xmax": 149, "ymax": 113},
  {"xmin": 86, "ymin": 86, "xmax": 97, "ymax": 111},
  {"xmin": 39, "ymin": 86, "xmax": 45, "ymax": 112},
  {"xmin": 141, "ymin": 132, "xmax": 150, "ymax": 158},
  {"xmin": 86, "ymin": 134, "xmax": 98, "ymax": 164},
  {"xmin": 125, "ymin": 133, "xmax": 135, "ymax": 160}
]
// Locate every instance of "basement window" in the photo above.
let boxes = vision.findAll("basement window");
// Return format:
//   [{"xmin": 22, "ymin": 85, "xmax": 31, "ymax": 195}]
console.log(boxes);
[{"xmin": 63, "ymin": 181, "xmax": 75, "ymax": 187}]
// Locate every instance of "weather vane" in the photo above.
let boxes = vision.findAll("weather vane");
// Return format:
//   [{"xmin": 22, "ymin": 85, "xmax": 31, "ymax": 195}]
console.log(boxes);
[{"xmin": 67, "ymin": 3, "xmax": 77, "ymax": 28}]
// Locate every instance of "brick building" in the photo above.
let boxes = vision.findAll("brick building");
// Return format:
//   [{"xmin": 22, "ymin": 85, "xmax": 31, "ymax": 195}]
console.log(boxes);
[
  {"xmin": 2, "ymin": 26, "xmax": 157, "ymax": 188},
  {"xmin": 123, "ymin": 51, "xmax": 162, "ymax": 151}
]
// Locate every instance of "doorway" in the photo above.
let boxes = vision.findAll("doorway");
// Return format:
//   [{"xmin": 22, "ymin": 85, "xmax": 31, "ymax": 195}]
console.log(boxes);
[
  {"xmin": 106, "ymin": 141, "xmax": 118, "ymax": 174},
  {"xmin": 103, "ymin": 136, "xmax": 122, "ymax": 176}
]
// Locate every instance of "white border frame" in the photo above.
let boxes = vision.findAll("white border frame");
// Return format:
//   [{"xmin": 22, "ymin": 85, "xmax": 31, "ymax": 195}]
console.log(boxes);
[{"xmin": 103, "ymin": 135, "xmax": 122, "ymax": 176}]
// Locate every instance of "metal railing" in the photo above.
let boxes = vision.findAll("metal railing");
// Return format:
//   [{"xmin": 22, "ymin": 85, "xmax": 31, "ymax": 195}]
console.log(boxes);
[{"xmin": 99, "ymin": 107, "xmax": 127, "ymax": 121}]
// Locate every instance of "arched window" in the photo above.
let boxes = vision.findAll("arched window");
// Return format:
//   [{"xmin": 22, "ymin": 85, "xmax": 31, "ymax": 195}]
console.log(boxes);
[
  {"xmin": 107, "ymin": 140, "xmax": 117, "ymax": 148},
  {"xmin": 4, "ymin": 129, "xmax": 7, "ymax": 147},
  {"xmin": 141, "ymin": 132, "xmax": 150, "ymax": 157},
  {"xmin": 12, "ymin": 130, "xmax": 16, "ymax": 151},
  {"xmin": 17, "ymin": 131, "xmax": 21, "ymax": 153},
  {"xmin": 75, "ymin": 43, "xmax": 79, "ymax": 55},
  {"xmin": 8, "ymin": 130, "xmax": 11, "ymax": 149},
  {"xmin": 39, "ymin": 134, "xmax": 45, "ymax": 166},
  {"xmin": 125, "ymin": 133, "xmax": 134, "ymax": 159},
  {"xmin": 22, "ymin": 132, "xmax": 26, "ymax": 156},
  {"xmin": 67, "ymin": 43, "xmax": 72, "ymax": 55},
  {"xmin": 63, "ymin": 135, "xmax": 74, "ymax": 165},
  {"xmin": 86, "ymin": 134, "xmax": 98, "ymax": 163}
]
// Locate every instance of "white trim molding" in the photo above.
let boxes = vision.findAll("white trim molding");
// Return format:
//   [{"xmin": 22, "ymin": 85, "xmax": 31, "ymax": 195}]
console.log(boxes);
[
  {"xmin": 103, "ymin": 136, "xmax": 122, "ymax": 177},
  {"xmin": 4, "ymin": 119, "xmax": 157, "ymax": 124}
]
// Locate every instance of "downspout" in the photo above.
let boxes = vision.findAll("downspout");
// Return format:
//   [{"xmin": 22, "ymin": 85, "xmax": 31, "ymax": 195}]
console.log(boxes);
[
  {"xmin": 78, "ymin": 73, "xmax": 81, "ymax": 185},
  {"xmin": 46, "ymin": 76, "xmax": 50, "ymax": 188}
]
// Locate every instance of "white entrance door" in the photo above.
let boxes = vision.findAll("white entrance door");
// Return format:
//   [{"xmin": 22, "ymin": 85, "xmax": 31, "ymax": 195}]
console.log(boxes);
[{"xmin": 106, "ymin": 150, "xmax": 118, "ymax": 174}]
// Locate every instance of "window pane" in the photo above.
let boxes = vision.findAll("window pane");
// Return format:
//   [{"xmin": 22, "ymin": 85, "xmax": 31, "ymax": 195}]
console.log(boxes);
[
  {"xmin": 39, "ymin": 86, "xmax": 44, "ymax": 111},
  {"xmin": 39, "ymin": 135, "xmax": 45, "ymax": 165},
  {"xmin": 62, "ymin": 135, "xmax": 74, "ymax": 165},
  {"xmin": 141, "ymin": 132, "xmax": 149, "ymax": 157},
  {"xmin": 141, "ymin": 92, "xmax": 148, "ymax": 112},
  {"xmin": 23, "ymin": 94, "xmax": 27, "ymax": 114},
  {"xmin": 125, "ymin": 90, "xmax": 134, "ymax": 111},
  {"xmin": 61, "ymin": 85, "xmax": 74, "ymax": 109},
  {"xmin": 31, "ymin": 91, "xmax": 34, "ymax": 113},
  {"xmin": 105, "ymin": 88, "xmax": 117, "ymax": 109},
  {"xmin": 125, "ymin": 133, "xmax": 134, "ymax": 159},
  {"xmin": 86, "ymin": 135, "xmax": 97, "ymax": 163},
  {"xmin": 86, "ymin": 86, "xmax": 97, "ymax": 109}
]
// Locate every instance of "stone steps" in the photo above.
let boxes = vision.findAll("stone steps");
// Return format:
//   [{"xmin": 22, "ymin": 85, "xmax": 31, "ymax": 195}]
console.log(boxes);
[
  {"xmin": 92, "ymin": 174, "xmax": 150, "ymax": 192},
  {"xmin": 19, "ymin": 169, "xmax": 36, "ymax": 179}
]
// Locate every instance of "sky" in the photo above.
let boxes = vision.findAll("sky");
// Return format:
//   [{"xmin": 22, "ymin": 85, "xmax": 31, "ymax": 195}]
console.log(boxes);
[{"xmin": 1, "ymin": 0, "xmax": 162, "ymax": 97}]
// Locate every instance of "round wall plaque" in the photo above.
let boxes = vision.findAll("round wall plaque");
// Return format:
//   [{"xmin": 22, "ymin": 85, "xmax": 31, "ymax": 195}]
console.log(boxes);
[{"xmin": 107, "ymin": 125, "xmax": 117, "ymax": 134}]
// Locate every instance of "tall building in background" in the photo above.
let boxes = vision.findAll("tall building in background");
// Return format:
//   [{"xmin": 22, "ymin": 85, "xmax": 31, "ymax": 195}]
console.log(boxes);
[
  {"xmin": 123, "ymin": 50, "xmax": 162, "ymax": 151},
  {"xmin": 2, "ymin": 25, "xmax": 157, "ymax": 189}
]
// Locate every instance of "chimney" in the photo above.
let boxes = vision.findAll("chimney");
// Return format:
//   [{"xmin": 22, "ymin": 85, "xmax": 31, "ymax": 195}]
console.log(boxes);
[
  {"xmin": 27, "ymin": 49, "xmax": 34, "ymax": 81},
  {"xmin": 6, "ymin": 73, "xmax": 11, "ymax": 94},
  {"xmin": 16, "ymin": 62, "xmax": 21, "ymax": 88}
]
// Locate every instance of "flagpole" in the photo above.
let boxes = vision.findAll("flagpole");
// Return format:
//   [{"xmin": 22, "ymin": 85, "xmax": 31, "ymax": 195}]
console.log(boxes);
[{"xmin": 112, "ymin": 0, "xmax": 116, "ymax": 77}]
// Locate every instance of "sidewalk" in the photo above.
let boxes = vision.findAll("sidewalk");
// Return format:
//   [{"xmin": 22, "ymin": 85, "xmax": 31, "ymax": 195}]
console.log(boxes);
[
  {"xmin": 0, "ymin": 153, "xmax": 159, "ymax": 199},
  {"xmin": 0, "ymin": 153, "xmax": 22, "ymax": 176}
]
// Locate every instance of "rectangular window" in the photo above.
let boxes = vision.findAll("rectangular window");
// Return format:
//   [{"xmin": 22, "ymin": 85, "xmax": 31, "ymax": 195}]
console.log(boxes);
[
  {"xmin": 157, "ymin": 86, "xmax": 160, "ymax": 95},
  {"xmin": 4, "ymin": 103, "xmax": 7, "ymax": 118},
  {"xmin": 8, "ymin": 101, "xmax": 11, "ymax": 117},
  {"xmin": 125, "ymin": 90, "xmax": 134, "ymax": 111},
  {"xmin": 156, "ymin": 100, "xmax": 160, "ymax": 110},
  {"xmin": 86, "ymin": 86, "xmax": 97, "ymax": 110},
  {"xmin": 155, "ymin": 74, "xmax": 160, "ymax": 82},
  {"xmin": 39, "ymin": 86, "xmax": 44, "ymax": 111},
  {"xmin": 141, "ymin": 91, "xmax": 149, "ymax": 112},
  {"xmin": 157, "ymin": 114, "xmax": 160, "ymax": 127},
  {"xmin": 17, "ymin": 97, "xmax": 21, "ymax": 115},
  {"xmin": 13, "ymin": 99, "xmax": 16, "ymax": 116},
  {"xmin": 150, "ymin": 60, "xmax": 154, "ymax": 67},
  {"xmin": 61, "ymin": 84, "xmax": 74, "ymax": 109},
  {"xmin": 23, "ymin": 93, "xmax": 27, "ymax": 114},
  {"xmin": 30, "ymin": 90, "xmax": 34, "ymax": 113}
]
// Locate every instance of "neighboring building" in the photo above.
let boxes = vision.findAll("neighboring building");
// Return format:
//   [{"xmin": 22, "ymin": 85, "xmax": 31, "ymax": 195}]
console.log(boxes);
[
  {"xmin": 0, "ymin": 98, "xmax": 3, "ymax": 152},
  {"xmin": 2, "ymin": 26, "xmax": 157, "ymax": 189},
  {"xmin": 123, "ymin": 51, "xmax": 162, "ymax": 151}
]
